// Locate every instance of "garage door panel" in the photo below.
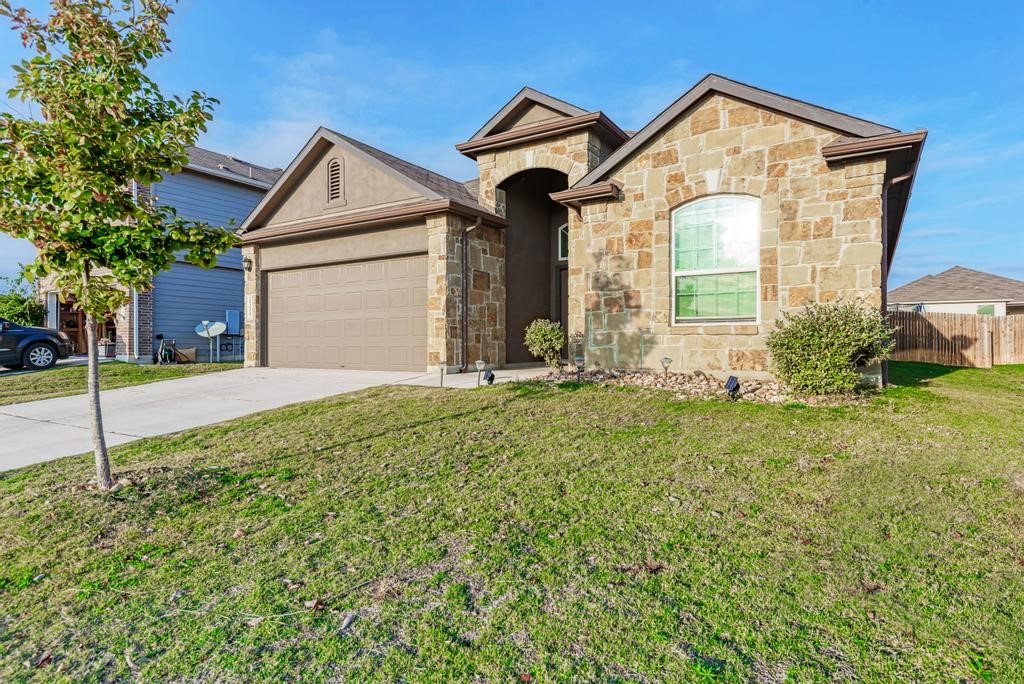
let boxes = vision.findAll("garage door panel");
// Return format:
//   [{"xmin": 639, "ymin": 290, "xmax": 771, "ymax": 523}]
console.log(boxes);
[{"xmin": 267, "ymin": 254, "xmax": 427, "ymax": 371}]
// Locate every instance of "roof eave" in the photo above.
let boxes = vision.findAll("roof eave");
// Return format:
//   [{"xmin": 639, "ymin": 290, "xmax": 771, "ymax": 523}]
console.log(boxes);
[
  {"xmin": 456, "ymin": 112, "xmax": 629, "ymax": 159},
  {"xmin": 573, "ymin": 73, "xmax": 900, "ymax": 189},
  {"xmin": 183, "ymin": 163, "xmax": 274, "ymax": 190},
  {"xmin": 240, "ymin": 199, "xmax": 506, "ymax": 246},
  {"xmin": 549, "ymin": 180, "xmax": 622, "ymax": 209}
]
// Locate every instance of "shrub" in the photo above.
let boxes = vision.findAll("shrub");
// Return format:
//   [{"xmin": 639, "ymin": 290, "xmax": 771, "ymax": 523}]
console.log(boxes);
[
  {"xmin": 524, "ymin": 319, "xmax": 565, "ymax": 370},
  {"xmin": 0, "ymin": 275, "xmax": 46, "ymax": 327},
  {"xmin": 766, "ymin": 301, "xmax": 895, "ymax": 394}
]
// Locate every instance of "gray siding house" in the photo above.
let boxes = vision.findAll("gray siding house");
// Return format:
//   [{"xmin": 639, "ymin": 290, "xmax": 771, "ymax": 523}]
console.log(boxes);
[{"xmin": 42, "ymin": 146, "xmax": 281, "ymax": 362}]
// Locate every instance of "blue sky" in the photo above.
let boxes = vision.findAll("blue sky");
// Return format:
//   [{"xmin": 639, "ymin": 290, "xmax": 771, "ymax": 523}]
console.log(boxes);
[{"xmin": 1, "ymin": 0, "xmax": 1022, "ymax": 286}]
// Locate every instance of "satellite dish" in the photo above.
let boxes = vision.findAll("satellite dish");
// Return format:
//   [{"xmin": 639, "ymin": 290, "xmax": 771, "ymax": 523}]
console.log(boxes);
[
  {"xmin": 195, "ymin": 321, "xmax": 227, "ymax": 338},
  {"xmin": 195, "ymin": 321, "xmax": 228, "ymax": 363}
]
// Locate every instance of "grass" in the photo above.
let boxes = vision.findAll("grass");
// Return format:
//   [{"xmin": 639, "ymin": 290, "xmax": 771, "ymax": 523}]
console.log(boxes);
[
  {"xmin": 0, "ymin": 361, "xmax": 241, "ymax": 406},
  {"xmin": 1, "ymin": 361, "xmax": 1023, "ymax": 681}
]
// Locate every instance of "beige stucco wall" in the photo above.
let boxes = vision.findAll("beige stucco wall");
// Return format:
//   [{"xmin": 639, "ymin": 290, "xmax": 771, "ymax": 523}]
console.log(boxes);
[
  {"xmin": 258, "ymin": 222, "xmax": 426, "ymax": 271},
  {"xmin": 498, "ymin": 103, "xmax": 565, "ymax": 132},
  {"xmin": 265, "ymin": 144, "xmax": 422, "ymax": 227},
  {"xmin": 574, "ymin": 94, "xmax": 887, "ymax": 377}
]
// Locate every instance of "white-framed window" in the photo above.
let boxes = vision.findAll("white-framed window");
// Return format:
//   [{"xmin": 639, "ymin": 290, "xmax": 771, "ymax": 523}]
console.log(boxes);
[
  {"xmin": 671, "ymin": 195, "xmax": 759, "ymax": 323},
  {"xmin": 327, "ymin": 157, "xmax": 345, "ymax": 204},
  {"xmin": 557, "ymin": 223, "xmax": 569, "ymax": 261}
]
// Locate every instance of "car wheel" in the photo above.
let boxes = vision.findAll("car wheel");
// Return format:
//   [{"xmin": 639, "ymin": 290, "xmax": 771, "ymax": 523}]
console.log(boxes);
[{"xmin": 23, "ymin": 343, "xmax": 58, "ymax": 370}]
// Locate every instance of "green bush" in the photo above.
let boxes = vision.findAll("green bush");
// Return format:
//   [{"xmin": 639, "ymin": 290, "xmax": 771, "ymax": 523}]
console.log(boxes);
[
  {"xmin": 524, "ymin": 319, "xmax": 565, "ymax": 370},
  {"xmin": 766, "ymin": 301, "xmax": 895, "ymax": 394},
  {"xmin": 0, "ymin": 275, "xmax": 46, "ymax": 327}
]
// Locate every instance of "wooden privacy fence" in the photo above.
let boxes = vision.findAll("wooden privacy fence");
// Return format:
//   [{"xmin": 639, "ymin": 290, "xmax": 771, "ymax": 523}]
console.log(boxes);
[{"xmin": 888, "ymin": 311, "xmax": 1024, "ymax": 368}]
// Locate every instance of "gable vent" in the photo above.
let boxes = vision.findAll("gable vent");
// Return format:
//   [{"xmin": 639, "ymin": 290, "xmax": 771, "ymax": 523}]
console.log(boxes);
[{"xmin": 327, "ymin": 157, "xmax": 344, "ymax": 203}]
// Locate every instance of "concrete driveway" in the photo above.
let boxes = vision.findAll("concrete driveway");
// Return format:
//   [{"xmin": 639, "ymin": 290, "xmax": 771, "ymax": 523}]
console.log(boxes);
[{"xmin": 0, "ymin": 365, "xmax": 547, "ymax": 471}]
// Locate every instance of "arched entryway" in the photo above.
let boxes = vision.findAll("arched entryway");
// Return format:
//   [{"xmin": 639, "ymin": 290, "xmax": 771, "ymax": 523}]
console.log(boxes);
[{"xmin": 498, "ymin": 168, "xmax": 569, "ymax": 363}]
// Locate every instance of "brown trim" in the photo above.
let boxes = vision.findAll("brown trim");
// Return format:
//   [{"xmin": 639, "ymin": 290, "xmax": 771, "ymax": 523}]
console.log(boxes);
[
  {"xmin": 467, "ymin": 86, "xmax": 590, "ymax": 142},
  {"xmin": 549, "ymin": 181, "xmax": 622, "ymax": 206},
  {"xmin": 241, "ymin": 199, "xmax": 506, "ymax": 245},
  {"xmin": 456, "ymin": 112, "xmax": 629, "ymax": 159},
  {"xmin": 821, "ymin": 131, "xmax": 927, "ymax": 161},
  {"xmin": 574, "ymin": 73, "xmax": 899, "ymax": 189}
]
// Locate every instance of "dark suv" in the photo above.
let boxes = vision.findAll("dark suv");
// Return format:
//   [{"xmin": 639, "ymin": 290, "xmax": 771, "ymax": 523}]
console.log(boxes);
[{"xmin": 0, "ymin": 318, "xmax": 73, "ymax": 370}]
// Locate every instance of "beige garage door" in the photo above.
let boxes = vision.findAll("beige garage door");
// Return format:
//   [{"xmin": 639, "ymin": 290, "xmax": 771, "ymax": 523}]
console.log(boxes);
[{"xmin": 265, "ymin": 255, "xmax": 427, "ymax": 371}]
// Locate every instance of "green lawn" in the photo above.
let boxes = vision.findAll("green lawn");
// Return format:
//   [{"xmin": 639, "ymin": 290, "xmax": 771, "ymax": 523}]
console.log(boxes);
[
  {"xmin": 1, "ymin": 362, "xmax": 1022, "ymax": 681},
  {"xmin": 0, "ymin": 361, "xmax": 241, "ymax": 406}
]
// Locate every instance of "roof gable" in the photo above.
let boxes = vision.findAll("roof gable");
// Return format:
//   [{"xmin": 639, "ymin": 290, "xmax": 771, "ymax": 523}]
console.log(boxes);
[
  {"xmin": 574, "ymin": 74, "xmax": 899, "ymax": 188},
  {"xmin": 467, "ymin": 86, "xmax": 590, "ymax": 142},
  {"xmin": 240, "ymin": 127, "xmax": 493, "ymax": 234},
  {"xmin": 889, "ymin": 266, "xmax": 1024, "ymax": 304}
]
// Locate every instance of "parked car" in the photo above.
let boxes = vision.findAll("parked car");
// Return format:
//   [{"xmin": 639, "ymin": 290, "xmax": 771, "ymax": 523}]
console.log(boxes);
[{"xmin": 0, "ymin": 317, "xmax": 73, "ymax": 370}]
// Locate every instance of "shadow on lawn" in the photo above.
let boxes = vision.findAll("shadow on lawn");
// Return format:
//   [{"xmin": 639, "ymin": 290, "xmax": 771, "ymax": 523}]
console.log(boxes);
[
  {"xmin": 887, "ymin": 360, "xmax": 967, "ymax": 388},
  {"xmin": 308, "ymin": 384, "xmax": 564, "ymax": 454}
]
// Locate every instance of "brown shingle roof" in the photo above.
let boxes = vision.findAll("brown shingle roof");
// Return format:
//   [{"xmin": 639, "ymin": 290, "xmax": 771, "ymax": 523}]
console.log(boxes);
[{"xmin": 889, "ymin": 266, "xmax": 1024, "ymax": 304}]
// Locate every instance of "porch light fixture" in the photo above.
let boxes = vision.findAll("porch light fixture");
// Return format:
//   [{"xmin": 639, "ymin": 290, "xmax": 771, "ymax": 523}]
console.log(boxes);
[
  {"xmin": 475, "ymin": 359, "xmax": 485, "ymax": 386},
  {"xmin": 242, "ymin": 256, "xmax": 253, "ymax": 272},
  {"xmin": 660, "ymin": 357, "xmax": 672, "ymax": 381},
  {"xmin": 574, "ymin": 355, "xmax": 585, "ymax": 382},
  {"xmin": 725, "ymin": 375, "xmax": 741, "ymax": 401}
]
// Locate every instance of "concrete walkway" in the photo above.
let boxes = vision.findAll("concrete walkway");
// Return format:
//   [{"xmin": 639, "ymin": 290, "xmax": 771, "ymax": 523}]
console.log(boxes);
[{"xmin": 0, "ymin": 365, "xmax": 548, "ymax": 471}]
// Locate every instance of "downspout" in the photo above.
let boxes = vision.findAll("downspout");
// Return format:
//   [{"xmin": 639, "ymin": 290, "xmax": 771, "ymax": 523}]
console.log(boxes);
[
  {"xmin": 459, "ymin": 217, "xmax": 483, "ymax": 372},
  {"xmin": 132, "ymin": 289, "xmax": 139, "ymax": 360},
  {"xmin": 131, "ymin": 180, "xmax": 140, "ymax": 360}
]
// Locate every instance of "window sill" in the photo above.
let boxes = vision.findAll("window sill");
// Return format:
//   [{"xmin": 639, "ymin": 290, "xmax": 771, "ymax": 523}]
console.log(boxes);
[{"xmin": 669, "ymin": 320, "xmax": 761, "ymax": 335}]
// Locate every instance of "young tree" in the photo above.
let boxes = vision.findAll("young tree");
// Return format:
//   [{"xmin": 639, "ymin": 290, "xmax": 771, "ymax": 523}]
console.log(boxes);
[{"xmin": 0, "ymin": 0, "xmax": 237, "ymax": 489}]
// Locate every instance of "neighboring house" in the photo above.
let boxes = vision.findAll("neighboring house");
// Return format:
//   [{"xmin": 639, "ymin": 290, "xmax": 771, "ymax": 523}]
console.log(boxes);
[
  {"xmin": 40, "ymin": 146, "xmax": 281, "ymax": 361},
  {"xmin": 237, "ymin": 74, "xmax": 926, "ymax": 378},
  {"xmin": 888, "ymin": 266, "xmax": 1024, "ymax": 316}
]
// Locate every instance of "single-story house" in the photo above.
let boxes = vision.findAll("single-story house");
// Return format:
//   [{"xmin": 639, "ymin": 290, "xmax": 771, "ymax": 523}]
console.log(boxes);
[
  {"xmin": 237, "ymin": 74, "xmax": 926, "ymax": 378},
  {"xmin": 888, "ymin": 266, "xmax": 1024, "ymax": 316},
  {"xmin": 40, "ymin": 146, "xmax": 281, "ymax": 361}
]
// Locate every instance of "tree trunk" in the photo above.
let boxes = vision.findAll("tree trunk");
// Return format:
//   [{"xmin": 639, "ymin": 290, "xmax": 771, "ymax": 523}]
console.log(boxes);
[{"xmin": 84, "ymin": 310, "xmax": 113, "ymax": 490}]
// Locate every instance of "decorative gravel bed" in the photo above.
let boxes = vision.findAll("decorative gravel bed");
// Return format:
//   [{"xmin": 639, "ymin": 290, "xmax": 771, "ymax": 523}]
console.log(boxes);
[{"xmin": 544, "ymin": 368, "xmax": 789, "ymax": 403}]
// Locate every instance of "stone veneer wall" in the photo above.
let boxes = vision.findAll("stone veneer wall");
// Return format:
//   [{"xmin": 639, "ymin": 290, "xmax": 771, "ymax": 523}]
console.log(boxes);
[
  {"xmin": 241, "ymin": 243, "xmax": 259, "ymax": 366},
  {"xmin": 466, "ymin": 224, "xmax": 505, "ymax": 366},
  {"xmin": 472, "ymin": 129, "xmax": 610, "ymax": 365},
  {"xmin": 426, "ymin": 212, "xmax": 464, "ymax": 369},
  {"xmin": 425, "ymin": 212, "xmax": 506, "ymax": 370},
  {"xmin": 575, "ymin": 94, "xmax": 886, "ymax": 377}
]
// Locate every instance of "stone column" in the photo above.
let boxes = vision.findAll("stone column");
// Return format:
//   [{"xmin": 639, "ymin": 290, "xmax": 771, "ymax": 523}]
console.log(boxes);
[
  {"xmin": 426, "ymin": 212, "xmax": 464, "ymax": 371},
  {"xmin": 242, "ymin": 244, "xmax": 261, "ymax": 367}
]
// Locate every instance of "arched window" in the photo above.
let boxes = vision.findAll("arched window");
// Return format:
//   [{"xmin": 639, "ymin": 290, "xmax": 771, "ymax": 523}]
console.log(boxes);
[
  {"xmin": 557, "ymin": 223, "xmax": 569, "ymax": 261},
  {"xmin": 327, "ymin": 157, "xmax": 344, "ymax": 204},
  {"xmin": 672, "ymin": 195, "xmax": 759, "ymax": 323}
]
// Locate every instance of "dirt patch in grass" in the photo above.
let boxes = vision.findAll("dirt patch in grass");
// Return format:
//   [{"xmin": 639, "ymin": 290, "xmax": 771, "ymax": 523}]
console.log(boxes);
[{"xmin": 1, "ymin": 363, "xmax": 1023, "ymax": 680}]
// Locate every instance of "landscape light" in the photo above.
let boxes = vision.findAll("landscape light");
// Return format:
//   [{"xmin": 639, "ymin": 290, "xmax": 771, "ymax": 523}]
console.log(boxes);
[
  {"xmin": 574, "ymin": 355, "xmax": 585, "ymax": 382},
  {"xmin": 660, "ymin": 357, "xmax": 672, "ymax": 380},
  {"xmin": 438, "ymin": 362, "xmax": 445, "ymax": 387},
  {"xmin": 725, "ymin": 375, "xmax": 741, "ymax": 401},
  {"xmin": 475, "ymin": 359, "xmax": 485, "ymax": 386}
]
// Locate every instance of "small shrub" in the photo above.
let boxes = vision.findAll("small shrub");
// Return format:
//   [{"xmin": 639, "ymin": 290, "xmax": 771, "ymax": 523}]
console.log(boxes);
[
  {"xmin": 0, "ymin": 275, "xmax": 46, "ymax": 327},
  {"xmin": 524, "ymin": 319, "xmax": 565, "ymax": 370},
  {"xmin": 766, "ymin": 301, "xmax": 895, "ymax": 394}
]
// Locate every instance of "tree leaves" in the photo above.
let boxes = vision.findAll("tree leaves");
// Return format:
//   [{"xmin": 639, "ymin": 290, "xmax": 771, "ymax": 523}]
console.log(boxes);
[{"xmin": 0, "ymin": 0, "xmax": 236, "ymax": 317}]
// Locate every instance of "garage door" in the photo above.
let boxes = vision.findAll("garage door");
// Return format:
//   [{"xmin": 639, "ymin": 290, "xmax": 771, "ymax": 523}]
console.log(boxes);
[{"xmin": 265, "ymin": 255, "xmax": 427, "ymax": 371}]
